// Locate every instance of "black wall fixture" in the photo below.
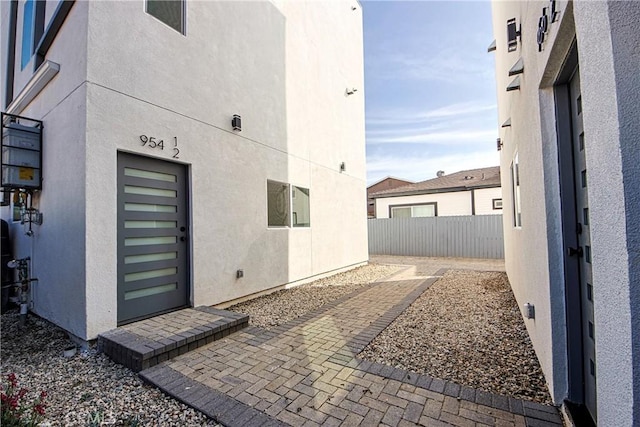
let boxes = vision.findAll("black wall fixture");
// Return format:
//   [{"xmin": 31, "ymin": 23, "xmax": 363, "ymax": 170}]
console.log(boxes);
[
  {"xmin": 232, "ymin": 114, "xmax": 241, "ymax": 131},
  {"xmin": 507, "ymin": 18, "xmax": 521, "ymax": 52}
]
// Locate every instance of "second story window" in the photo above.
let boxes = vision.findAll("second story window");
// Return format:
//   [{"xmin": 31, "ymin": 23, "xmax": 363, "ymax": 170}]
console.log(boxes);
[
  {"xmin": 21, "ymin": 0, "xmax": 35, "ymax": 69},
  {"xmin": 146, "ymin": 0, "xmax": 185, "ymax": 34}
]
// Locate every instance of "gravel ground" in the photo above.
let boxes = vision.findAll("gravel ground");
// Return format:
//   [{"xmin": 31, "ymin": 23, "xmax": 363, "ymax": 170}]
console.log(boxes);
[
  {"xmin": 1, "ymin": 262, "xmax": 550, "ymax": 425},
  {"xmin": 359, "ymin": 270, "xmax": 552, "ymax": 405},
  {"xmin": 229, "ymin": 263, "xmax": 402, "ymax": 329},
  {"xmin": 0, "ymin": 311, "xmax": 218, "ymax": 426}
]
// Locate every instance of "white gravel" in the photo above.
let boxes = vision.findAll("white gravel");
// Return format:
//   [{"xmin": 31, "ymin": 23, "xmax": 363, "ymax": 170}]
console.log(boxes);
[
  {"xmin": 0, "ymin": 311, "xmax": 218, "ymax": 426},
  {"xmin": 1, "ymin": 262, "xmax": 550, "ymax": 425},
  {"xmin": 359, "ymin": 270, "xmax": 552, "ymax": 404},
  {"xmin": 230, "ymin": 264, "xmax": 402, "ymax": 329}
]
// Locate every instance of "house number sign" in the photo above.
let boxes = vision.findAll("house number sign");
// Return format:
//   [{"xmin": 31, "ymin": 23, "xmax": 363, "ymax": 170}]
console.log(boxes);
[
  {"xmin": 139, "ymin": 135, "xmax": 180, "ymax": 159},
  {"xmin": 537, "ymin": 0, "xmax": 558, "ymax": 52}
]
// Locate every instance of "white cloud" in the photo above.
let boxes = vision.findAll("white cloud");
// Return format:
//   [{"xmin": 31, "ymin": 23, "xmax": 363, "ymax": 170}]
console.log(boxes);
[
  {"xmin": 367, "ymin": 102, "xmax": 496, "ymax": 126},
  {"xmin": 367, "ymin": 128, "xmax": 497, "ymax": 145},
  {"xmin": 366, "ymin": 149, "xmax": 501, "ymax": 185}
]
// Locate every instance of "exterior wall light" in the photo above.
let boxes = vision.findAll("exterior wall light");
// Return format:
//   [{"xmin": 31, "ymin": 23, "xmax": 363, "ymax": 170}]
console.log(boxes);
[
  {"xmin": 232, "ymin": 114, "xmax": 241, "ymax": 131},
  {"xmin": 507, "ymin": 18, "xmax": 521, "ymax": 52},
  {"xmin": 345, "ymin": 88, "xmax": 357, "ymax": 96},
  {"xmin": 523, "ymin": 303, "xmax": 535, "ymax": 319},
  {"xmin": 497, "ymin": 138, "xmax": 503, "ymax": 151},
  {"xmin": 340, "ymin": 162, "xmax": 346, "ymax": 172}
]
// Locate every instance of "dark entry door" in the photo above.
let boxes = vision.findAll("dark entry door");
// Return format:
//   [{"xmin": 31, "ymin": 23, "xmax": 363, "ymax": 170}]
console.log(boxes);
[
  {"xmin": 117, "ymin": 152, "xmax": 189, "ymax": 324},
  {"xmin": 569, "ymin": 68, "xmax": 597, "ymax": 420}
]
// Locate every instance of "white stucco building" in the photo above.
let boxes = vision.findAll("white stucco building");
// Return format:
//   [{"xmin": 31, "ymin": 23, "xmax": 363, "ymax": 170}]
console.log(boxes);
[
  {"xmin": 490, "ymin": 1, "xmax": 639, "ymax": 425},
  {"xmin": 371, "ymin": 167, "xmax": 502, "ymax": 219},
  {"xmin": 1, "ymin": 1, "xmax": 368, "ymax": 341}
]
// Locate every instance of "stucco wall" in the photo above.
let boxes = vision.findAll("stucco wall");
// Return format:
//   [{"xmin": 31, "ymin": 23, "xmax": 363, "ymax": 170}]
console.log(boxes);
[
  {"xmin": 492, "ymin": 0, "xmax": 640, "ymax": 423},
  {"xmin": 375, "ymin": 191, "xmax": 470, "ymax": 218},
  {"xmin": 473, "ymin": 187, "xmax": 503, "ymax": 215},
  {"xmin": 2, "ymin": 1, "xmax": 367, "ymax": 340},
  {"xmin": 1, "ymin": 1, "xmax": 90, "ymax": 339},
  {"xmin": 80, "ymin": 0, "xmax": 367, "ymax": 338}
]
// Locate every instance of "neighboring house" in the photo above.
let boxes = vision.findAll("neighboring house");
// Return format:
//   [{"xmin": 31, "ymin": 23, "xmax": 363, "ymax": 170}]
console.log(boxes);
[
  {"xmin": 490, "ymin": 1, "xmax": 639, "ymax": 425},
  {"xmin": 371, "ymin": 167, "xmax": 502, "ymax": 219},
  {"xmin": 366, "ymin": 176, "xmax": 413, "ymax": 218},
  {"xmin": 0, "ymin": 1, "xmax": 368, "ymax": 340}
]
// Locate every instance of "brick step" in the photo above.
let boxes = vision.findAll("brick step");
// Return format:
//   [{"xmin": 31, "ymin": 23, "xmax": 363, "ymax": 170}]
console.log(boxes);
[{"xmin": 98, "ymin": 307, "xmax": 248, "ymax": 372}]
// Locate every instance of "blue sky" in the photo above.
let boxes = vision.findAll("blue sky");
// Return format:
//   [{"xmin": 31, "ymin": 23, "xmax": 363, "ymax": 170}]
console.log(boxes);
[{"xmin": 363, "ymin": 1, "xmax": 499, "ymax": 185}]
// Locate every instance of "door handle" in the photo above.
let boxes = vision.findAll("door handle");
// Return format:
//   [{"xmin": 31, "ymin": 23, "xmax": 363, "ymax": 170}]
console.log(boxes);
[{"xmin": 567, "ymin": 246, "xmax": 583, "ymax": 257}]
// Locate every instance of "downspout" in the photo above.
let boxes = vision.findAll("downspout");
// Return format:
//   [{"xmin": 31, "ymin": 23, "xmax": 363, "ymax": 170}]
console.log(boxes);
[{"xmin": 471, "ymin": 189, "xmax": 476, "ymax": 215}]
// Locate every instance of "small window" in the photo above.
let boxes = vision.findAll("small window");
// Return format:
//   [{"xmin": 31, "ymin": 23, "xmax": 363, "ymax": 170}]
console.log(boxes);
[
  {"xmin": 511, "ymin": 153, "xmax": 522, "ymax": 227},
  {"xmin": 390, "ymin": 203, "xmax": 436, "ymax": 218},
  {"xmin": 146, "ymin": 0, "xmax": 185, "ymax": 34},
  {"xmin": 292, "ymin": 186, "xmax": 310, "ymax": 227},
  {"xmin": 267, "ymin": 180, "xmax": 289, "ymax": 227},
  {"xmin": 492, "ymin": 198, "xmax": 503, "ymax": 210},
  {"xmin": 21, "ymin": 0, "xmax": 35, "ymax": 69}
]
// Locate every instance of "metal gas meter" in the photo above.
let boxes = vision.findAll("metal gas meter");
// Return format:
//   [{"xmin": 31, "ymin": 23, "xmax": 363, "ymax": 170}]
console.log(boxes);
[{"xmin": 1, "ymin": 113, "xmax": 43, "ymax": 191}]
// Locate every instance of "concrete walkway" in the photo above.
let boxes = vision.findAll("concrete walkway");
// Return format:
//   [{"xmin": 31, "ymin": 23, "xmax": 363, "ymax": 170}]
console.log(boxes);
[{"xmin": 140, "ymin": 258, "xmax": 561, "ymax": 426}]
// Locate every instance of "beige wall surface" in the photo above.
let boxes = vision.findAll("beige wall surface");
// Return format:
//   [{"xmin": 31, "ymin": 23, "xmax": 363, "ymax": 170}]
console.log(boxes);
[
  {"xmin": 492, "ymin": 1, "xmax": 640, "ymax": 424},
  {"xmin": 2, "ymin": 0, "xmax": 368, "ymax": 340}
]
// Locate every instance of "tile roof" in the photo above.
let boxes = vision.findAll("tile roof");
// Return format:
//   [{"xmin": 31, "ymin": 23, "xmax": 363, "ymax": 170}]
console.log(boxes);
[{"xmin": 370, "ymin": 166, "xmax": 501, "ymax": 198}]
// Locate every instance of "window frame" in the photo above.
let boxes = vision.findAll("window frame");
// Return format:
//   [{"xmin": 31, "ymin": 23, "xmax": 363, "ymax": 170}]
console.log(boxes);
[
  {"xmin": 389, "ymin": 202, "xmax": 438, "ymax": 218},
  {"xmin": 511, "ymin": 153, "xmax": 522, "ymax": 227},
  {"xmin": 267, "ymin": 180, "xmax": 311, "ymax": 229},
  {"xmin": 20, "ymin": 0, "xmax": 35, "ymax": 70},
  {"xmin": 145, "ymin": 0, "xmax": 186, "ymax": 35}
]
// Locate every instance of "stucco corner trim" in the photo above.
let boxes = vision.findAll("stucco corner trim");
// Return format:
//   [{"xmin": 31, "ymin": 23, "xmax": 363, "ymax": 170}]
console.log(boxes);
[{"xmin": 5, "ymin": 60, "xmax": 60, "ymax": 115}]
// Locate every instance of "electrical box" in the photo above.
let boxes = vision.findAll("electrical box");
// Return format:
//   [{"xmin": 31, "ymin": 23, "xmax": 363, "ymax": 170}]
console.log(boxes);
[{"xmin": 1, "ymin": 114, "xmax": 43, "ymax": 190}]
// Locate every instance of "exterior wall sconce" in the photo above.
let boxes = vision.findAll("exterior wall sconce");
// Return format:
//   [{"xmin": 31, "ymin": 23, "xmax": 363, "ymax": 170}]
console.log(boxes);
[
  {"xmin": 523, "ymin": 303, "xmax": 535, "ymax": 319},
  {"xmin": 340, "ymin": 162, "xmax": 346, "ymax": 172},
  {"xmin": 509, "ymin": 58, "xmax": 524, "ymax": 76},
  {"xmin": 507, "ymin": 18, "xmax": 521, "ymax": 52},
  {"xmin": 496, "ymin": 138, "xmax": 503, "ymax": 151},
  {"xmin": 236, "ymin": 269, "xmax": 244, "ymax": 279},
  {"xmin": 232, "ymin": 114, "xmax": 241, "ymax": 131},
  {"xmin": 345, "ymin": 88, "xmax": 357, "ymax": 96},
  {"xmin": 506, "ymin": 76, "xmax": 521, "ymax": 92},
  {"xmin": 501, "ymin": 118, "xmax": 512, "ymax": 128},
  {"xmin": 487, "ymin": 39, "xmax": 496, "ymax": 53}
]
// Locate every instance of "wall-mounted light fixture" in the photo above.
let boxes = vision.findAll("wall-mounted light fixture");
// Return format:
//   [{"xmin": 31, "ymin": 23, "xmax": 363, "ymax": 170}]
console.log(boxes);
[
  {"xmin": 506, "ymin": 76, "xmax": 521, "ymax": 92},
  {"xmin": 507, "ymin": 18, "xmax": 521, "ymax": 52},
  {"xmin": 340, "ymin": 162, "xmax": 346, "ymax": 172},
  {"xmin": 501, "ymin": 118, "xmax": 512, "ymax": 128},
  {"xmin": 232, "ymin": 114, "xmax": 241, "ymax": 131},
  {"xmin": 345, "ymin": 88, "xmax": 358, "ymax": 96},
  {"xmin": 487, "ymin": 39, "xmax": 496, "ymax": 53},
  {"xmin": 236, "ymin": 269, "xmax": 244, "ymax": 279},
  {"xmin": 523, "ymin": 303, "xmax": 535, "ymax": 319},
  {"xmin": 496, "ymin": 138, "xmax": 503, "ymax": 151}
]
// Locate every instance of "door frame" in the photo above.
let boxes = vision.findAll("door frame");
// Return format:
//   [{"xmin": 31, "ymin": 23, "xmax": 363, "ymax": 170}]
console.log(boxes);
[
  {"xmin": 116, "ymin": 151, "xmax": 192, "ymax": 325},
  {"xmin": 554, "ymin": 42, "xmax": 596, "ymax": 425}
]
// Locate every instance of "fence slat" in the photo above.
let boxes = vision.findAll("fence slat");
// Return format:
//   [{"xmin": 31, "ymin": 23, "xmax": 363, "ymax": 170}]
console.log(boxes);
[{"xmin": 368, "ymin": 215, "xmax": 504, "ymax": 259}]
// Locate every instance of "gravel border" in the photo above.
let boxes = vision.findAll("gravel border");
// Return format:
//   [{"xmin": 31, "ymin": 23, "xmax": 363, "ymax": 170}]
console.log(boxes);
[
  {"xmin": 1, "ymin": 262, "xmax": 551, "ymax": 425},
  {"xmin": 0, "ymin": 311, "xmax": 219, "ymax": 426}
]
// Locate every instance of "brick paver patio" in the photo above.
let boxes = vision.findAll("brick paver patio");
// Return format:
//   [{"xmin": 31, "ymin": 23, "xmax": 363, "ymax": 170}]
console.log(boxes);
[{"xmin": 138, "ymin": 269, "xmax": 563, "ymax": 427}]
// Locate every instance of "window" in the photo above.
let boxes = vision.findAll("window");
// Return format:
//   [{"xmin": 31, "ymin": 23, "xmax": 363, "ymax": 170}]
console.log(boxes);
[
  {"xmin": 267, "ymin": 180, "xmax": 289, "ymax": 227},
  {"xmin": 21, "ymin": 0, "xmax": 35, "ymax": 69},
  {"xmin": 267, "ymin": 181, "xmax": 310, "ymax": 228},
  {"xmin": 511, "ymin": 153, "xmax": 522, "ymax": 227},
  {"xmin": 390, "ymin": 203, "xmax": 437, "ymax": 218},
  {"xmin": 292, "ymin": 186, "xmax": 310, "ymax": 227},
  {"xmin": 492, "ymin": 198, "xmax": 503, "ymax": 210},
  {"xmin": 146, "ymin": 0, "xmax": 185, "ymax": 34}
]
